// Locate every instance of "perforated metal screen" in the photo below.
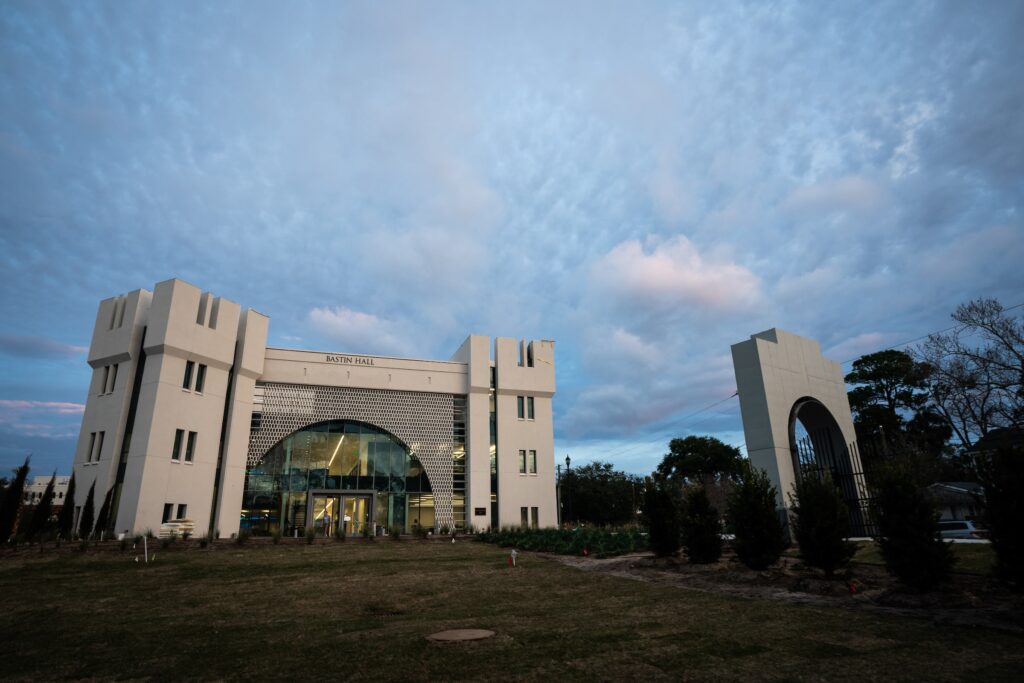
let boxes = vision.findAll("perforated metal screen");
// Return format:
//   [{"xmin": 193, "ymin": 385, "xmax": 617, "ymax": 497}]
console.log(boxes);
[{"xmin": 247, "ymin": 382, "xmax": 457, "ymax": 529}]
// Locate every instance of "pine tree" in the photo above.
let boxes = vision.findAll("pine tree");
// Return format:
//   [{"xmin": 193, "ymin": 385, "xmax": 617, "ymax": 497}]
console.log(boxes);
[
  {"xmin": 0, "ymin": 455, "xmax": 31, "ymax": 543},
  {"xmin": 94, "ymin": 488, "xmax": 113, "ymax": 539},
  {"xmin": 26, "ymin": 473, "xmax": 57, "ymax": 542},
  {"xmin": 79, "ymin": 481, "xmax": 96, "ymax": 540},
  {"xmin": 57, "ymin": 473, "xmax": 76, "ymax": 540}
]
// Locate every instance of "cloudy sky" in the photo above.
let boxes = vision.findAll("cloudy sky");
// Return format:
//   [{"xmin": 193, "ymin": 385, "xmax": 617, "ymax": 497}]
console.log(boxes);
[{"xmin": 1, "ymin": 1, "xmax": 1021, "ymax": 477}]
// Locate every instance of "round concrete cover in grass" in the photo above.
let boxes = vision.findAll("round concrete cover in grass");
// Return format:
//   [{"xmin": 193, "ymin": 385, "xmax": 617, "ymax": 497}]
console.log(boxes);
[{"xmin": 427, "ymin": 629, "xmax": 496, "ymax": 642}]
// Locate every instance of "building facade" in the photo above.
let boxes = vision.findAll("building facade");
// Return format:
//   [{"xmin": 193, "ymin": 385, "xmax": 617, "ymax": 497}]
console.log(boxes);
[{"xmin": 70, "ymin": 279, "xmax": 557, "ymax": 538}]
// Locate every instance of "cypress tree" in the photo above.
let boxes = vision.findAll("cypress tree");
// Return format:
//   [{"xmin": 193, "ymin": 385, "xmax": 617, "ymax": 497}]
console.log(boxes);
[
  {"xmin": 0, "ymin": 455, "xmax": 31, "ymax": 543},
  {"xmin": 873, "ymin": 459, "xmax": 954, "ymax": 591},
  {"xmin": 643, "ymin": 477, "xmax": 683, "ymax": 557},
  {"xmin": 789, "ymin": 473, "xmax": 855, "ymax": 578},
  {"xmin": 681, "ymin": 485, "xmax": 723, "ymax": 563},
  {"xmin": 94, "ymin": 488, "xmax": 113, "ymax": 539},
  {"xmin": 79, "ymin": 481, "xmax": 96, "ymax": 540},
  {"xmin": 727, "ymin": 465, "xmax": 788, "ymax": 570},
  {"xmin": 26, "ymin": 473, "xmax": 57, "ymax": 542},
  {"xmin": 57, "ymin": 473, "xmax": 76, "ymax": 540}
]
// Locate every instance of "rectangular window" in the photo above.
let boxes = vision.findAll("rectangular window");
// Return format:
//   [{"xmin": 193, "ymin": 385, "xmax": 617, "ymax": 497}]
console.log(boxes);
[
  {"xmin": 185, "ymin": 431, "xmax": 197, "ymax": 462},
  {"xmin": 87, "ymin": 432, "xmax": 96, "ymax": 463},
  {"xmin": 101, "ymin": 366, "xmax": 109, "ymax": 394},
  {"xmin": 183, "ymin": 361, "xmax": 194, "ymax": 389},
  {"xmin": 519, "ymin": 449, "xmax": 526, "ymax": 474},
  {"xmin": 172, "ymin": 429, "xmax": 184, "ymax": 460},
  {"xmin": 527, "ymin": 396, "xmax": 535, "ymax": 420},
  {"xmin": 517, "ymin": 396, "xmax": 525, "ymax": 419},
  {"xmin": 531, "ymin": 507, "xmax": 539, "ymax": 528},
  {"xmin": 94, "ymin": 431, "xmax": 105, "ymax": 462},
  {"xmin": 194, "ymin": 364, "xmax": 207, "ymax": 393},
  {"xmin": 529, "ymin": 449, "xmax": 537, "ymax": 474},
  {"xmin": 162, "ymin": 504, "xmax": 173, "ymax": 524},
  {"xmin": 176, "ymin": 504, "xmax": 188, "ymax": 520},
  {"xmin": 521, "ymin": 507, "xmax": 529, "ymax": 528},
  {"xmin": 108, "ymin": 364, "xmax": 118, "ymax": 393}
]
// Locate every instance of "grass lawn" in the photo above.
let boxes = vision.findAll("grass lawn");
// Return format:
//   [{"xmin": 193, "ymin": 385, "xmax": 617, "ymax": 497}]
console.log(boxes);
[
  {"xmin": 852, "ymin": 541, "xmax": 996, "ymax": 575},
  {"xmin": 1, "ymin": 540, "xmax": 1021, "ymax": 681}
]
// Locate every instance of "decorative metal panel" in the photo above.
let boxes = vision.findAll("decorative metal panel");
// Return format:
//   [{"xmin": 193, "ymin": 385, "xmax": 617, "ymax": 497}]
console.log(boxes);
[{"xmin": 247, "ymin": 382, "xmax": 456, "ymax": 529}]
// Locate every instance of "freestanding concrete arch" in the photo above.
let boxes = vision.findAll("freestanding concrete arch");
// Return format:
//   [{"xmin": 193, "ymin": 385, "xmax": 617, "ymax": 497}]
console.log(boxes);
[{"xmin": 731, "ymin": 329, "xmax": 866, "ymax": 520}]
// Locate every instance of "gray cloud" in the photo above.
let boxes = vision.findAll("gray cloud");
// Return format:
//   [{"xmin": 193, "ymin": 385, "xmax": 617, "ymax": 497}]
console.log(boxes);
[
  {"xmin": 0, "ymin": 336, "xmax": 88, "ymax": 358},
  {"xmin": 1, "ymin": 1, "xmax": 1021, "ymax": 475}
]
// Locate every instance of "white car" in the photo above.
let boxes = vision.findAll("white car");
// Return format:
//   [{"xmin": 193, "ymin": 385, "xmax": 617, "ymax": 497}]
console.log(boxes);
[{"xmin": 937, "ymin": 520, "xmax": 987, "ymax": 540}]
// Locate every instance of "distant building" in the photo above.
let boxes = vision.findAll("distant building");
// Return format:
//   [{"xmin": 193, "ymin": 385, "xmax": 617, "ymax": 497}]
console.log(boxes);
[
  {"xmin": 21, "ymin": 475, "xmax": 70, "ymax": 509},
  {"xmin": 70, "ymin": 279, "xmax": 557, "ymax": 538}
]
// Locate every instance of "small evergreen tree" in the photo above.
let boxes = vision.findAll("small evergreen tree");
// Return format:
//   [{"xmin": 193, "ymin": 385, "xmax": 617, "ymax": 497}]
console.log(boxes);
[
  {"xmin": 0, "ymin": 455, "xmax": 31, "ymax": 543},
  {"xmin": 94, "ymin": 488, "xmax": 113, "ymax": 539},
  {"xmin": 79, "ymin": 481, "xmax": 96, "ymax": 540},
  {"xmin": 789, "ymin": 473, "xmax": 855, "ymax": 577},
  {"xmin": 57, "ymin": 473, "xmax": 76, "ymax": 540},
  {"xmin": 26, "ymin": 473, "xmax": 57, "ymax": 542},
  {"xmin": 681, "ymin": 485, "xmax": 722, "ymax": 563},
  {"xmin": 873, "ymin": 459, "xmax": 954, "ymax": 590},
  {"xmin": 643, "ymin": 477, "xmax": 682, "ymax": 557},
  {"xmin": 977, "ymin": 445, "xmax": 1024, "ymax": 590},
  {"xmin": 727, "ymin": 464, "xmax": 787, "ymax": 570}
]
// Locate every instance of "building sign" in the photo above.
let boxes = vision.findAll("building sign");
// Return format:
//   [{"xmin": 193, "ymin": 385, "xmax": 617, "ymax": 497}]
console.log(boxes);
[
  {"xmin": 325, "ymin": 354, "xmax": 375, "ymax": 366},
  {"xmin": 474, "ymin": 507, "xmax": 487, "ymax": 516}
]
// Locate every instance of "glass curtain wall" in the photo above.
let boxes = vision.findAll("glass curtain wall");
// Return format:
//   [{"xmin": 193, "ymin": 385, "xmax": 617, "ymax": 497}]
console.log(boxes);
[{"xmin": 241, "ymin": 420, "xmax": 432, "ymax": 535}]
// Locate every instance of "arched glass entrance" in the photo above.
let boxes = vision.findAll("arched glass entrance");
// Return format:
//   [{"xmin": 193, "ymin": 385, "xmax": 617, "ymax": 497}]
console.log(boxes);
[{"xmin": 240, "ymin": 420, "xmax": 434, "ymax": 536}]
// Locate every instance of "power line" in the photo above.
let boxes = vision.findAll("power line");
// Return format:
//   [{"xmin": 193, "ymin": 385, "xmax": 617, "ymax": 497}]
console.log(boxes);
[{"xmin": 840, "ymin": 300, "xmax": 1024, "ymax": 365}]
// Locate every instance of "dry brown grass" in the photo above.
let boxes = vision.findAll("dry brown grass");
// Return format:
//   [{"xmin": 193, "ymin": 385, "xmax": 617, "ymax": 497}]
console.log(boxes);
[{"xmin": 0, "ymin": 539, "xmax": 1022, "ymax": 681}]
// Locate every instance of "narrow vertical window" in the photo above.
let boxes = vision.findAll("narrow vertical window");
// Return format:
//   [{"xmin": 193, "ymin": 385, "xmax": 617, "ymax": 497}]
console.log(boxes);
[
  {"xmin": 172, "ymin": 429, "xmax": 184, "ymax": 460},
  {"xmin": 185, "ymin": 431, "xmax": 197, "ymax": 462},
  {"xmin": 519, "ymin": 449, "xmax": 526, "ymax": 474},
  {"xmin": 529, "ymin": 449, "xmax": 537, "ymax": 474},
  {"xmin": 194, "ymin": 364, "xmax": 206, "ymax": 393},
  {"xmin": 176, "ymin": 504, "xmax": 188, "ymax": 520},
  {"xmin": 531, "ymin": 507, "xmax": 539, "ymax": 528},
  {"xmin": 87, "ymin": 432, "xmax": 96, "ymax": 463},
  {"xmin": 162, "ymin": 504, "xmax": 173, "ymax": 524},
  {"xmin": 183, "ymin": 361, "xmax": 194, "ymax": 389},
  {"xmin": 517, "ymin": 396, "xmax": 525, "ymax": 419},
  {"xmin": 94, "ymin": 431, "xmax": 105, "ymax": 461},
  {"xmin": 527, "ymin": 396, "xmax": 535, "ymax": 420},
  {"xmin": 208, "ymin": 298, "xmax": 219, "ymax": 329},
  {"xmin": 101, "ymin": 366, "xmax": 110, "ymax": 394},
  {"xmin": 108, "ymin": 364, "xmax": 118, "ymax": 393},
  {"xmin": 527, "ymin": 343, "xmax": 534, "ymax": 367},
  {"xmin": 520, "ymin": 507, "xmax": 529, "ymax": 528},
  {"xmin": 117, "ymin": 298, "xmax": 126, "ymax": 328}
]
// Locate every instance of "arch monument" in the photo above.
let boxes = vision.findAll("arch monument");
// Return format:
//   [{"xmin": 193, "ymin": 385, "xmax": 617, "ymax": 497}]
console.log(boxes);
[{"xmin": 731, "ymin": 329, "xmax": 868, "ymax": 532}]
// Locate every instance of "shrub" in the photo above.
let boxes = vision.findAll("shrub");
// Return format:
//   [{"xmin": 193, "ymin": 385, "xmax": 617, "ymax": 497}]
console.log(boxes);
[
  {"xmin": 271, "ymin": 530, "xmax": 282, "ymax": 545},
  {"xmin": 390, "ymin": 525, "xmax": 402, "ymax": 541},
  {"xmin": 335, "ymin": 528, "xmax": 347, "ymax": 542},
  {"xmin": 681, "ymin": 485, "xmax": 722, "ymax": 563},
  {"xmin": 727, "ymin": 465, "xmax": 787, "ymax": 570},
  {"xmin": 872, "ymin": 459, "xmax": 954, "ymax": 590},
  {"xmin": 977, "ymin": 445, "xmax": 1024, "ymax": 590},
  {"xmin": 361, "ymin": 525, "xmax": 373, "ymax": 541},
  {"xmin": 199, "ymin": 535, "xmax": 209, "ymax": 549},
  {"xmin": 304, "ymin": 526, "xmax": 316, "ymax": 544},
  {"xmin": 0, "ymin": 456, "xmax": 30, "ymax": 544},
  {"xmin": 235, "ymin": 530, "xmax": 250, "ymax": 545},
  {"xmin": 643, "ymin": 477, "xmax": 682, "ymax": 557},
  {"xmin": 789, "ymin": 473, "xmax": 855, "ymax": 577}
]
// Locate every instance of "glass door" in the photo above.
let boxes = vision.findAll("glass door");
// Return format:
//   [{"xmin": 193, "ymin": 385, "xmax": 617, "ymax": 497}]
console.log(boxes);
[
  {"xmin": 341, "ymin": 495, "xmax": 371, "ymax": 536},
  {"xmin": 312, "ymin": 494, "xmax": 341, "ymax": 537}
]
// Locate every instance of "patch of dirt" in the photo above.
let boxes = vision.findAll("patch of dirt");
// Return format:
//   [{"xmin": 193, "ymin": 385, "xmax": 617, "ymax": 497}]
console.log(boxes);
[{"xmin": 545, "ymin": 549, "xmax": 1024, "ymax": 633}]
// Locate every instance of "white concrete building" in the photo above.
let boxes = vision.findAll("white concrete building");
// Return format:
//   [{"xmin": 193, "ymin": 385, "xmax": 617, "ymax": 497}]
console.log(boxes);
[
  {"xmin": 70, "ymin": 279, "xmax": 557, "ymax": 538},
  {"xmin": 21, "ymin": 475, "xmax": 71, "ymax": 507}
]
